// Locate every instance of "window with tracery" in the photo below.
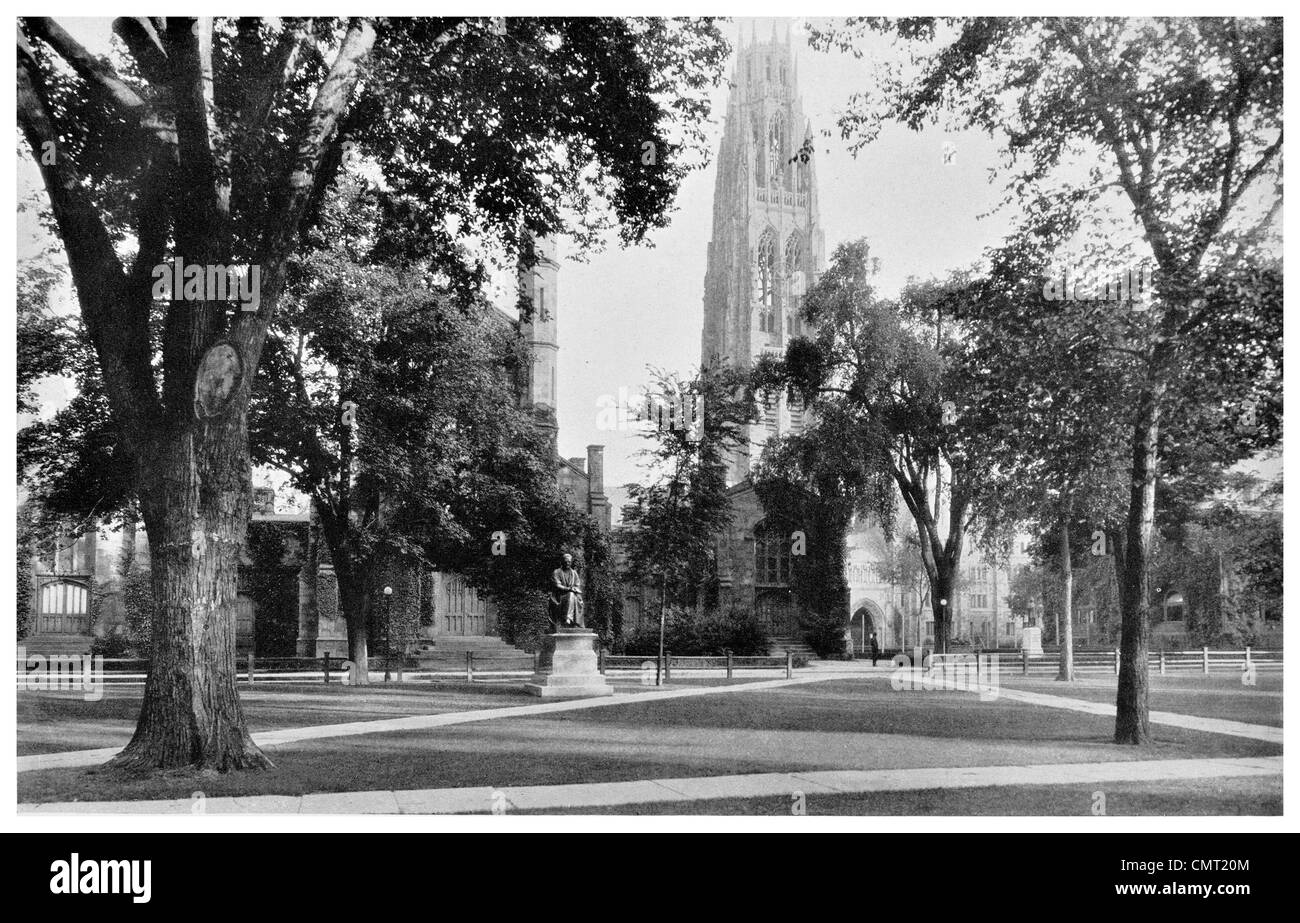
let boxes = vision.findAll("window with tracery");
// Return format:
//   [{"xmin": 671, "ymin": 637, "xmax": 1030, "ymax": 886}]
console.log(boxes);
[
  {"xmin": 757, "ymin": 231, "xmax": 777, "ymax": 312},
  {"xmin": 754, "ymin": 521, "xmax": 792, "ymax": 586},
  {"xmin": 767, "ymin": 114, "xmax": 785, "ymax": 188}
]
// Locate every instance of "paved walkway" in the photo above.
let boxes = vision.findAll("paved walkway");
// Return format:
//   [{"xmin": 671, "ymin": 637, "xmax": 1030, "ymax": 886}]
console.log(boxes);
[
  {"xmin": 19, "ymin": 755, "xmax": 1281, "ymax": 814},
  {"xmin": 19, "ymin": 663, "xmax": 1280, "ymax": 776},
  {"xmin": 992, "ymin": 685, "xmax": 1282, "ymax": 743},
  {"xmin": 18, "ymin": 672, "xmax": 839, "ymax": 773}
]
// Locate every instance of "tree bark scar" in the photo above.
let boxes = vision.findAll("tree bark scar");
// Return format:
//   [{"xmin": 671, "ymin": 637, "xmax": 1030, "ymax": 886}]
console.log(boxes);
[{"xmin": 194, "ymin": 340, "xmax": 244, "ymax": 418}]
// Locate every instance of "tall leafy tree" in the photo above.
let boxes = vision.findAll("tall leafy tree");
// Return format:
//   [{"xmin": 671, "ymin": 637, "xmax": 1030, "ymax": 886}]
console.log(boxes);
[
  {"xmin": 764, "ymin": 242, "xmax": 992, "ymax": 652},
  {"xmin": 251, "ymin": 183, "xmax": 573, "ymax": 681},
  {"xmin": 620, "ymin": 366, "xmax": 756, "ymax": 617},
  {"xmin": 813, "ymin": 16, "xmax": 1282, "ymax": 742},
  {"xmin": 17, "ymin": 15, "xmax": 728, "ymax": 769},
  {"xmin": 954, "ymin": 258, "xmax": 1132, "ymax": 680}
]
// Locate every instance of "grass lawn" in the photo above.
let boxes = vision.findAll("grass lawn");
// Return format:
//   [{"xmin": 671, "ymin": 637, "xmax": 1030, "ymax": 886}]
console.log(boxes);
[
  {"xmin": 17, "ymin": 675, "xmax": 756, "ymax": 756},
  {"xmin": 18, "ymin": 682, "xmax": 527, "ymax": 756},
  {"xmin": 512, "ymin": 776, "xmax": 1283, "ymax": 816},
  {"xmin": 998, "ymin": 673, "xmax": 1283, "ymax": 727},
  {"xmin": 18, "ymin": 676, "xmax": 1281, "ymax": 806}
]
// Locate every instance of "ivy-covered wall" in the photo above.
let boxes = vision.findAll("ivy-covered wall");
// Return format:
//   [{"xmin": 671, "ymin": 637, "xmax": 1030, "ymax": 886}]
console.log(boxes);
[{"xmin": 240, "ymin": 519, "xmax": 310, "ymax": 657}]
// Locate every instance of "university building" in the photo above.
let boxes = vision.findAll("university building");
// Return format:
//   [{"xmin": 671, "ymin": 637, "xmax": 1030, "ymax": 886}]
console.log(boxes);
[
  {"xmin": 682, "ymin": 29, "xmax": 1036, "ymax": 653},
  {"xmin": 20, "ymin": 240, "xmax": 610, "ymax": 657}
]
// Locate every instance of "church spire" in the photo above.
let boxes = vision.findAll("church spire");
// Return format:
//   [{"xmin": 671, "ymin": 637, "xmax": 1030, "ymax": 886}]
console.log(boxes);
[{"xmin": 700, "ymin": 22, "xmax": 826, "ymax": 484}]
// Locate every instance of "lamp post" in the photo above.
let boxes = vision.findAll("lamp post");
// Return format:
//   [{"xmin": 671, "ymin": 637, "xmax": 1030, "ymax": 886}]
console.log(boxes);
[
  {"xmin": 938, "ymin": 597, "xmax": 948, "ymax": 655},
  {"xmin": 382, "ymin": 585, "xmax": 393, "ymax": 682}
]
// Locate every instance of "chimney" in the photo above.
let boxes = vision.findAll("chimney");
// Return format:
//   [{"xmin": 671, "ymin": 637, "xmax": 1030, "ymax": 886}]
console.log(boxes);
[
  {"xmin": 586, "ymin": 445, "xmax": 610, "ymax": 532},
  {"xmin": 586, "ymin": 445, "xmax": 605, "ymax": 496}
]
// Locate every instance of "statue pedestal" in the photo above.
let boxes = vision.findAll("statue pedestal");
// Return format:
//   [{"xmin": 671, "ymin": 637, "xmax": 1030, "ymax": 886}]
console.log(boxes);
[
  {"xmin": 524, "ymin": 631, "xmax": 613, "ymax": 698},
  {"xmin": 1020, "ymin": 626, "xmax": 1043, "ymax": 656}
]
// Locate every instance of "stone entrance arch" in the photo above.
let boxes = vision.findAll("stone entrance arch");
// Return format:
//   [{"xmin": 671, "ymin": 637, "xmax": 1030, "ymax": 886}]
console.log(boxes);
[{"xmin": 850, "ymin": 599, "xmax": 885, "ymax": 653}]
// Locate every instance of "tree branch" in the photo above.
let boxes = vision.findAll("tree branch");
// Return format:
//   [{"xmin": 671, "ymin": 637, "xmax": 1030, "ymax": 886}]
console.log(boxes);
[
  {"xmin": 25, "ymin": 17, "xmax": 176, "ymax": 152},
  {"xmin": 233, "ymin": 18, "xmax": 377, "ymax": 363},
  {"xmin": 17, "ymin": 35, "xmax": 161, "ymax": 437}
]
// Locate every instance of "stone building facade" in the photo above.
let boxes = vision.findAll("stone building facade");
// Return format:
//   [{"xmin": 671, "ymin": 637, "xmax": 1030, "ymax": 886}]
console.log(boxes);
[
  {"xmin": 20, "ymin": 239, "xmax": 609, "ymax": 657},
  {"xmin": 688, "ymin": 32, "xmax": 1034, "ymax": 652}
]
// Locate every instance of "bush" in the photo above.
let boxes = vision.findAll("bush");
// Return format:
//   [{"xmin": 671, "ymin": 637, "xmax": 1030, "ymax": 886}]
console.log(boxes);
[
  {"xmin": 90, "ymin": 632, "xmax": 132, "ymax": 659},
  {"xmin": 799, "ymin": 608, "xmax": 849, "ymax": 658},
  {"xmin": 616, "ymin": 609, "xmax": 769, "ymax": 657}
]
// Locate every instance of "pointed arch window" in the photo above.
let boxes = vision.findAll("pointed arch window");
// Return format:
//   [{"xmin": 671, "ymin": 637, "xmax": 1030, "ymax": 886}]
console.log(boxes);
[
  {"xmin": 754, "ymin": 521, "xmax": 792, "ymax": 586},
  {"xmin": 767, "ymin": 114, "xmax": 785, "ymax": 188},
  {"xmin": 757, "ymin": 230, "xmax": 778, "ymax": 333},
  {"xmin": 785, "ymin": 233, "xmax": 804, "ymax": 333},
  {"xmin": 36, "ymin": 578, "xmax": 89, "ymax": 635},
  {"xmin": 753, "ymin": 120, "xmax": 765, "ymax": 186},
  {"xmin": 784, "ymin": 233, "xmax": 802, "ymax": 274}
]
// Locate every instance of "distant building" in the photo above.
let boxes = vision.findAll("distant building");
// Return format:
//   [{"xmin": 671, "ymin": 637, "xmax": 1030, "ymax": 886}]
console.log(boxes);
[
  {"xmin": 20, "ymin": 239, "xmax": 609, "ymax": 657},
  {"xmin": 665, "ymin": 32, "xmax": 1036, "ymax": 654}
]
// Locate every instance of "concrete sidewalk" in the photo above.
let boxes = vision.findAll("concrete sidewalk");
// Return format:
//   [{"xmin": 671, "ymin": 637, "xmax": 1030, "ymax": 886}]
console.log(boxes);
[
  {"xmin": 19, "ymin": 665, "xmax": 1281, "ymax": 773},
  {"xmin": 18, "ymin": 672, "xmax": 839, "ymax": 773},
  {"xmin": 990, "ymin": 686, "xmax": 1282, "ymax": 743},
  {"xmin": 19, "ymin": 755, "xmax": 1281, "ymax": 814}
]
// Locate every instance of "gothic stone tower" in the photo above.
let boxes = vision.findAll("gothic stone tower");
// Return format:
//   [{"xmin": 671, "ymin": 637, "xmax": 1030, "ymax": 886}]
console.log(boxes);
[
  {"xmin": 701, "ymin": 25, "xmax": 826, "ymax": 485},
  {"xmin": 518, "ymin": 236, "xmax": 560, "ymax": 459}
]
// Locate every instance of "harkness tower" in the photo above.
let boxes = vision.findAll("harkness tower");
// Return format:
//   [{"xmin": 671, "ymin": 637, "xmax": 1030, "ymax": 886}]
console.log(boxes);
[{"xmin": 701, "ymin": 23, "xmax": 826, "ymax": 485}]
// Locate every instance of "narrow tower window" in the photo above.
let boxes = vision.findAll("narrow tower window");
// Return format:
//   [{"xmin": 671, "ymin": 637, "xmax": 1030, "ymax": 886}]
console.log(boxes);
[
  {"xmin": 768, "ymin": 114, "xmax": 785, "ymax": 188},
  {"xmin": 757, "ymin": 231, "xmax": 777, "ymax": 310}
]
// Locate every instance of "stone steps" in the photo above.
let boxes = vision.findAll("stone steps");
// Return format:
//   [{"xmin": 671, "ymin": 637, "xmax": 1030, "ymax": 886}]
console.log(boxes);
[
  {"xmin": 18, "ymin": 635, "xmax": 94, "ymax": 656},
  {"xmin": 767, "ymin": 636, "xmax": 816, "ymax": 659}
]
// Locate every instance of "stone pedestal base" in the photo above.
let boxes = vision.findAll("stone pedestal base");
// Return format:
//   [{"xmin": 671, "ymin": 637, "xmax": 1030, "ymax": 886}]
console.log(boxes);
[
  {"xmin": 524, "ymin": 631, "xmax": 613, "ymax": 698},
  {"xmin": 1020, "ymin": 626, "xmax": 1043, "ymax": 656}
]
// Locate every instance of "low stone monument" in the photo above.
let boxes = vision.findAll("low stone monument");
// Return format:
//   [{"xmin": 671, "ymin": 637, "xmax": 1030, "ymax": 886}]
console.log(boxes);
[
  {"xmin": 524, "ymin": 628, "xmax": 613, "ymax": 698},
  {"xmin": 1020, "ymin": 625, "xmax": 1043, "ymax": 656},
  {"xmin": 524, "ymin": 553, "xmax": 613, "ymax": 698}
]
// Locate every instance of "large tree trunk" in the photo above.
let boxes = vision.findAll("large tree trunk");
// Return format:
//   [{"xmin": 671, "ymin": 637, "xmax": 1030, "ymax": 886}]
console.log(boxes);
[
  {"xmin": 109, "ymin": 428, "xmax": 271, "ymax": 772},
  {"xmin": 1115, "ymin": 387, "xmax": 1162, "ymax": 745},
  {"xmin": 1058, "ymin": 513, "xmax": 1075, "ymax": 681},
  {"xmin": 333, "ymin": 559, "xmax": 372, "ymax": 685},
  {"xmin": 930, "ymin": 565, "xmax": 956, "ymax": 654}
]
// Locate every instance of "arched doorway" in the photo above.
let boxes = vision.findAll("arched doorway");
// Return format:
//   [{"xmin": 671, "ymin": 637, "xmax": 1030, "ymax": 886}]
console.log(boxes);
[
  {"xmin": 756, "ymin": 590, "xmax": 796, "ymax": 637},
  {"xmin": 753, "ymin": 520, "xmax": 795, "ymax": 636},
  {"xmin": 851, "ymin": 608, "xmax": 874, "ymax": 653},
  {"xmin": 850, "ymin": 600, "xmax": 885, "ymax": 652}
]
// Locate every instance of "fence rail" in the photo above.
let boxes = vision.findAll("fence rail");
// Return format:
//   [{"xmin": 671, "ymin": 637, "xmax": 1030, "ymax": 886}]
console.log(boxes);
[
  {"xmin": 602, "ymin": 652, "xmax": 794, "ymax": 680},
  {"xmin": 17, "ymin": 647, "xmax": 1275, "ymax": 688},
  {"xmin": 941, "ymin": 648, "xmax": 1282, "ymax": 677},
  {"xmin": 15, "ymin": 648, "xmax": 798, "ymax": 686}
]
